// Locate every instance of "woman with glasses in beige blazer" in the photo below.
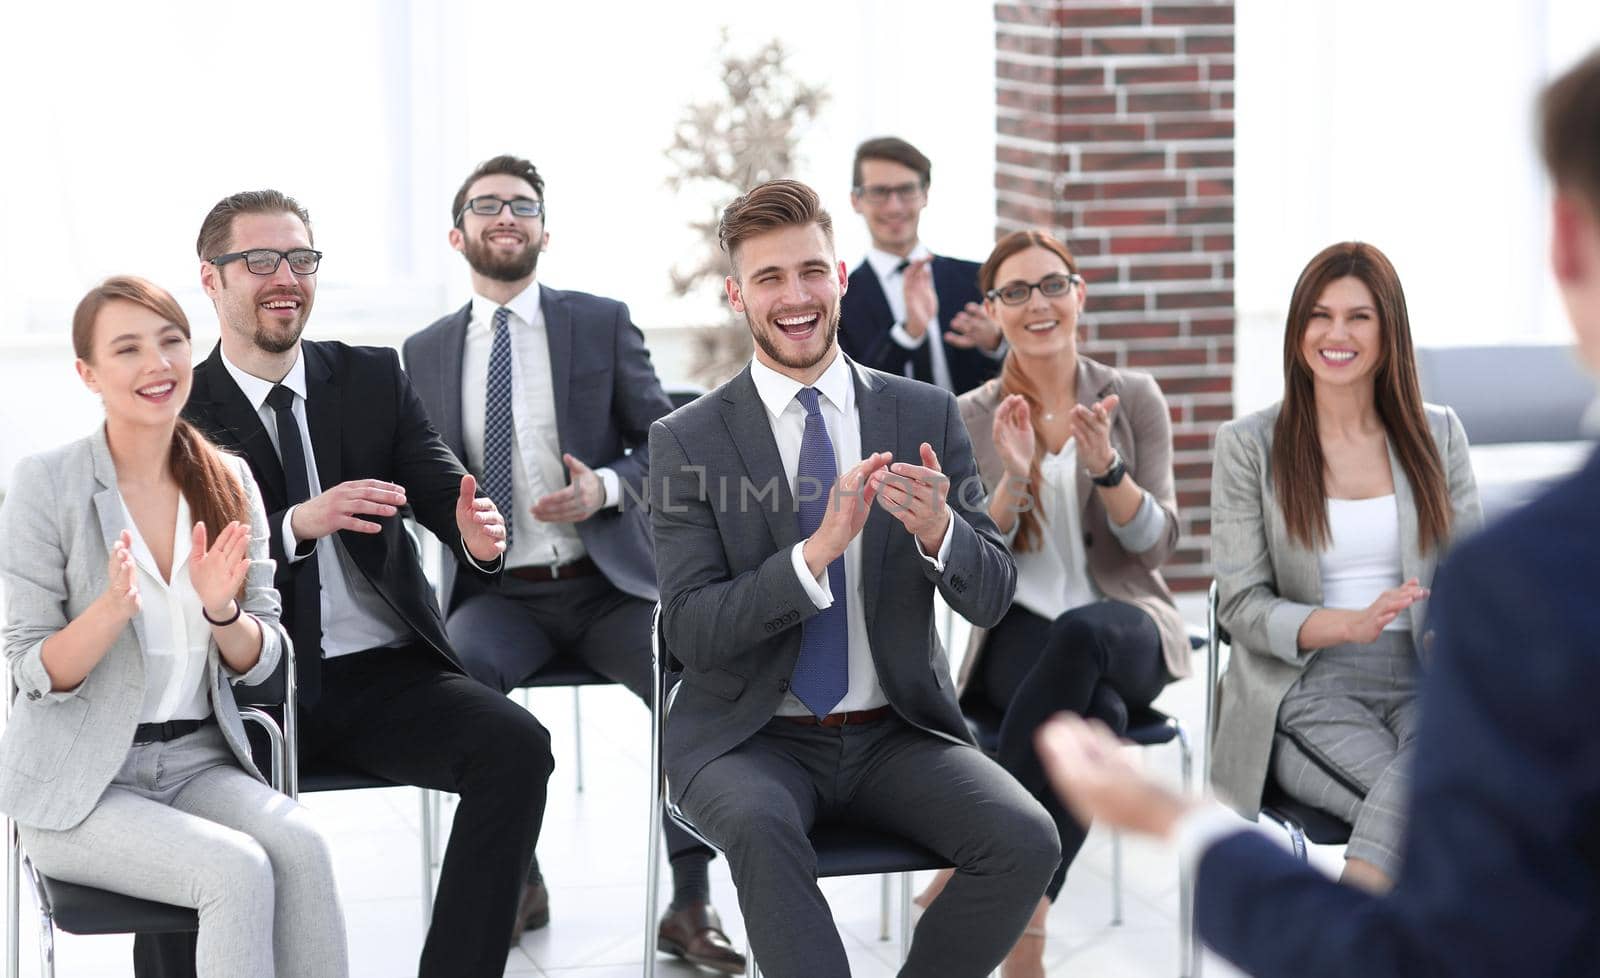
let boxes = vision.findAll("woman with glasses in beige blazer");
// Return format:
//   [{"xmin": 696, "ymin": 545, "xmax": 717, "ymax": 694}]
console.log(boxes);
[
  {"xmin": 917, "ymin": 229, "xmax": 1190, "ymax": 977},
  {"xmin": 1210, "ymin": 242, "xmax": 1480, "ymax": 893},
  {"xmin": 0, "ymin": 277, "xmax": 348, "ymax": 977}
]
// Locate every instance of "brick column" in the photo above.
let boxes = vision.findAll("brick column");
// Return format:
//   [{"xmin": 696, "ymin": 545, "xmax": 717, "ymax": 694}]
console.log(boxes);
[{"xmin": 995, "ymin": 0, "xmax": 1234, "ymax": 592}]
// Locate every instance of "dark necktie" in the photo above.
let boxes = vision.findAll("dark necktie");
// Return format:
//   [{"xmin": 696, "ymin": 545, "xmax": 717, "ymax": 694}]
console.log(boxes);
[
  {"xmin": 483, "ymin": 307, "xmax": 515, "ymax": 547},
  {"xmin": 265, "ymin": 383, "xmax": 322, "ymax": 704},
  {"xmin": 894, "ymin": 258, "xmax": 910, "ymax": 274},
  {"xmin": 791, "ymin": 387, "xmax": 849, "ymax": 716}
]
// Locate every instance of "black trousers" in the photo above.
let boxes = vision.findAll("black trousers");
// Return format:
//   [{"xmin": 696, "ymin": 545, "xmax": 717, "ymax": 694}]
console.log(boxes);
[
  {"xmin": 978, "ymin": 600, "xmax": 1166, "ymax": 899},
  {"xmin": 135, "ymin": 642, "xmax": 554, "ymax": 978}
]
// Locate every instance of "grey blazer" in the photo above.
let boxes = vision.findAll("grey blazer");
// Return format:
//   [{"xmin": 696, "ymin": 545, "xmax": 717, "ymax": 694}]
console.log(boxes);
[
  {"xmin": 403, "ymin": 288, "xmax": 675, "ymax": 609},
  {"xmin": 955, "ymin": 357, "xmax": 1191, "ymax": 687},
  {"xmin": 649, "ymin": 359, "xmax": 1017, "ymax": 799},
  {"xmin": 1209, "ymin": 402, "xmax": 1482, "ymax": 815},
  {"xmin": 0, "ymin": 428, "xmax": 284, "ymax": 831}
]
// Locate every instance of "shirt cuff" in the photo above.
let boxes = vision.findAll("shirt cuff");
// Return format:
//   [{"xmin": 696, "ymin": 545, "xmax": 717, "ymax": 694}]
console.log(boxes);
[
  {"xmin": 916, "ymin": 513, "xmax": 955, "ymax": 571},
  {"xmin": 460, "ymin": 541, "xmax": 501, "ymax": 574},
  {"xmin": 1174, "ymin": 802, "xmax": 1251, "ymax": 885},
  {"xmin": 790, "ymin": 541, "xmax": 833, "ymax": 610},
  {"xmin": 282, "ymin": 508, "xmax": 316, "ymax": 563},
  {"xmin": 595, "ymin": 467, "xmax": 621, "ymax": 509},
  {"xmin": 890, "ymin": 321, "xmax": 929, "ymax": 349},
  {"xmin": 1106, "ymin": 490, "xmax": 1166, "ymax": 554}
]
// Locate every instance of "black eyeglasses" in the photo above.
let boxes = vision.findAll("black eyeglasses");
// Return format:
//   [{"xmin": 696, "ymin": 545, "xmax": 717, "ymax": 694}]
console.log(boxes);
[
  {"xmin": 457, "ymin": 195, "xmax": 545, "ymax": 225},
  {"xmin": 853, "ymin": 182, "xmax": 925, "ymax": 204},
  {"xmin": 208, "ymin": 248, "xmax": 323, "ymax": 276},
  {"xmin": 985, "ymin": 273, "xmax": 1081, "ymax": 306}
]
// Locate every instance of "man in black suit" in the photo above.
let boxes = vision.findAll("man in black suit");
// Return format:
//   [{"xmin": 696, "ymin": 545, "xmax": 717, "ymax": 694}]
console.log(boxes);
[
  {"xmin": 140, "ymin": 189, "xmax": 554, "ymax": 978},
  {"xmin": 837, "ymin": 136, "xmax": 1003, "ymax": 395},
  {"xmin": 1035, "ymin": 47, "xmax": 1600, "ymax": 978},
  {"xmin": 650, "ymin": 178, "xmax": 1058, "ymax": 978},
  {"xmin": 403, "ymin": 155, "xmax": 742, "ymax": 973}
]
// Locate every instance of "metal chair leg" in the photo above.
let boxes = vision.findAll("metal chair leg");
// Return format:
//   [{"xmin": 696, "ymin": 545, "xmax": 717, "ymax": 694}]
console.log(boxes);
[
  {"xmin": 879, "ymin": 874, "xmax": 891, "ymax": 940},
  {"xmin": 419, "ymin": 790, "xmax": 434, "ymax": 924},
  {"xmin": 1111, "ymin": 830, "xmax": 1124, "ymax": 925},
  {"xmin": 898, "ymin": 872, "xmax": 914, "ymax": 961},
  {"xmin": 1175, "ymin": 726, "xmax": 1198, "ymax": 977},
  {"xmin": 572, "ymin": 686, "xmax": 585, "ymax": 793}
]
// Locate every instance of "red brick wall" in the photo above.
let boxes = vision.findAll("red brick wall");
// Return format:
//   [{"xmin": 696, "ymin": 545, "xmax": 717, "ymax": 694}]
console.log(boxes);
[{"xmin": 995, "ymin": 0, "xmax": 1234, "ymax": 592}]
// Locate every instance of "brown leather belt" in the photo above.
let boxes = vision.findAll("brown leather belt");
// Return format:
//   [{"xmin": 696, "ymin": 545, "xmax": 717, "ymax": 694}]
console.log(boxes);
[
  {"xmin": 508, "ymin": 556, "xmax": 599, "ymax": 582},
  {"xmin": 783, "ymin": 706, "xmax": 893, "ymax": 728}
]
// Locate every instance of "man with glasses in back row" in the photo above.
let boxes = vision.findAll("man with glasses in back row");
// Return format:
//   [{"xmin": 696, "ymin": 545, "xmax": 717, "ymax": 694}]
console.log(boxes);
[
  {"xmin": 838, "ymin": 136, "xmax": 1005, "ymax": 396},
  {"xmin": 403, "ymin": 155, "xmax": 744, "ymax": 973},
  {"xmin": 136, "ymin": 189, "xmax": 555, "ymax": 978}
]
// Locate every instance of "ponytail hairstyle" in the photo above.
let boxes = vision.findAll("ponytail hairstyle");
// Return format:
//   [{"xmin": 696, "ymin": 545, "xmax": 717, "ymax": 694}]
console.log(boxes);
[
  {"xmin": 72, "ymin": 276, "xmax": 250, "ymax": 543},
  {"xmin": 979, "ymin": 229, "xmax": 1082, "ymax": 553}
]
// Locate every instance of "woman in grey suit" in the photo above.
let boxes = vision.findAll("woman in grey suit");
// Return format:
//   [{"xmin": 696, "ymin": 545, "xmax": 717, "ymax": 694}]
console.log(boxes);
[
  {"xmin": 919, "ymin": 229, "xmax": 1189, "ymax": 977},
  {"xmin": 0, "ymin": 277, "xmax": 348, "ymax": 977},
  {"xmin": 1211, "ymin": 242, "xmax": 1480, "ymax": 892}
]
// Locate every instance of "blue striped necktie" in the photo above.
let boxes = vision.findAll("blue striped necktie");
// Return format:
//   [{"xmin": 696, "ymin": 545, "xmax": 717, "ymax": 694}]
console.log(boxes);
[
  {"xmin": 791, "ymin": 387, "xmax": 849, "ymax": 716},
  {"xmin": 483, "ymin": 306, "xmax": 515, "ymax": 547}
]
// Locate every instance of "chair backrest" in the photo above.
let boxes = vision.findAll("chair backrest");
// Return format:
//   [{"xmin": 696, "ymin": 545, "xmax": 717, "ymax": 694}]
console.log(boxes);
[
  {"xmin": 1415, "ymin": 344, "xmax": 1597, "ymax": 445},
  {"xmin": 664, "ymin": 384, "xmax": 707, "ymax": 412}
]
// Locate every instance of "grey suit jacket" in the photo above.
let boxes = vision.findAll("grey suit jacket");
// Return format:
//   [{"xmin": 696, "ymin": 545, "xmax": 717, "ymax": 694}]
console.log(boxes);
[
  {"xmin": 955, "ymin": 357, "xmax": 1191, "ymax": 687},
  {"xmin": 649, "ymin": 358, "xmax": 1017, "ymax": 799},
  {"xmin": 0, "ymin": 428, "xmax": 284, "ymax": 831},
  {"xmin": 1209, "ymin": 401, "xmax": 1482, "ymax": 815},
  {"xmin": 403, "ymin": 287, "xmax": 674, "ymax": 607}
]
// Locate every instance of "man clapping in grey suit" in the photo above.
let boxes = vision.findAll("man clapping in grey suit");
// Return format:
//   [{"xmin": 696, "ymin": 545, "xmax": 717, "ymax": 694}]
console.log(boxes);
[{"xmin": 649, "ymin": 178, "xmax": 1060, "ymax": 978}]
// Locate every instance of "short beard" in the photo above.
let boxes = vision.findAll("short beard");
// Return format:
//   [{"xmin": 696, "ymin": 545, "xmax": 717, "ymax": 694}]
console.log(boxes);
[
  {"xmin": 747, "ymin": 305, "xmax": 840, "ymax": 371},
  {"xmin": 464, "ymin": 233, "xmax": 540, "ymax": 283},
  {"xmin": 253, "ymin": 318, "xmax": 306, "ymax": 355}
]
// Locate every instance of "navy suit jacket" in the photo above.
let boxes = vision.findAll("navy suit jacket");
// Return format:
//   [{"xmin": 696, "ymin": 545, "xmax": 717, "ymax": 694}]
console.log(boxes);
[
  {"xmin": 403, "ymin": 286, "xmax": 673, "ymax": 610},
  {"xmin": 838, "ymin": 255, "xmax": 998, "ymax": 395},
  {"xmin": 1195, "ymin": 446, "xmax": 1600, "ymax": 978}
]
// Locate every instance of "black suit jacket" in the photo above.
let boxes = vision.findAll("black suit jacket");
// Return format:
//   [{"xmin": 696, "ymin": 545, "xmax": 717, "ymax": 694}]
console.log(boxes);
[
  {"xmin": 1195, "ymin": 446, "xmax": 1600, "ymax": 978},
  {"xmin": 838, "ymin": 255, "xmax": 997, "ymax": 394},
  {"xmin": 403, "ymin": 287, "xmax": 673, "ymax": 610},
  {"xmin": 183, "ymin": 341, "xmax": 497, "ymax": 692}
]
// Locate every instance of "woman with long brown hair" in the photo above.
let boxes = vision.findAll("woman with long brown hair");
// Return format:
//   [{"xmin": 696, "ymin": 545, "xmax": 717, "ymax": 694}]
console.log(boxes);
[
  {"xmin": 0, "ymin": 277, "xmax": 348, "ymax": 976},
  {"xmin": 1210, "ymin": 242, "xmax": 1480, "ymax": 892},
  {"xmin": 921, "ymin": 229, "xmax": 1190, "ymax": 977}
]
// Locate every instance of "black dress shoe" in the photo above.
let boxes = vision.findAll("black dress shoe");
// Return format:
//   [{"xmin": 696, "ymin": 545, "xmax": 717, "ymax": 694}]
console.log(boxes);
[
  {"xmin": 657, "ymin": 900, "xmax": 746, "ymax": 975},
  {"xmin": 509, "ymin": 879, "xmax": 550, "ymax": 946}
]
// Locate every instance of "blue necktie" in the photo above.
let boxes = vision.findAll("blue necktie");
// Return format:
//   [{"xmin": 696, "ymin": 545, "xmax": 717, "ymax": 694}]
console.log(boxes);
[
  {"xmin": 483, "ymin": 306, "xmax": 515, "ymax": 547},
  {"xmin": 792, "ymin": 387, "xmax": 849, "ymax": 717}
]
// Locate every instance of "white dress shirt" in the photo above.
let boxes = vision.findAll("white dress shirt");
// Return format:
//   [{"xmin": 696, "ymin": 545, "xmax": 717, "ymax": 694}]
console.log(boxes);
[
  {"xmin": 748, "ymin": 352, "xmax": 952, "ymax": 716},
  {"xmin": 867, "ymin": 242, "xmax": 957, "ymax": 393},
  {"xmin": 1012, "ymin": 438, "xmax": 1100, "ymax": 621},
  {"xmin": 1319, "ymin": 495, "xmax": 1409, "ymax": 632},
  {"xmin": 120, "ymin": 493, "xmax": 213, "ymax": 722},
  {"xmin": 459, "ymin": 283, "xmax": 619, "ymax": 570},
  {"xmin": 221, "ymin": 349, "xmax": 413, "ymax": 659}
]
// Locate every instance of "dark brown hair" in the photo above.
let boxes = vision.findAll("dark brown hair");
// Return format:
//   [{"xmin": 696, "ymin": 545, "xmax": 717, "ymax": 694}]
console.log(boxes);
[
  {"xmin": 452, "ymin": 155, "xmax": 545, "ymax": 226},
  {"xmin": 1541, "ymin": 47, "xmax": 1600, "ymax": 210},
  {"xmin": 73, "ymin": 276, "xmax": 249, "ymax": 545},
  {"xmin": 980, "ymin": 230, "xmax": 1081, "ymax": 553},
  {"xmin": 852, "ymin": 136, "xmax": 932, "ymax": 190},
  {"xmin": 1271, "ymin": 242, "xmax": 1452, "ymax": 553},
  {"xmin": 717, "ymin": 178, "xmax": 834, "ymax": 275},
  {"xmin": 195, "ymin": 189, "xmax": 313, "ymax": 261}
]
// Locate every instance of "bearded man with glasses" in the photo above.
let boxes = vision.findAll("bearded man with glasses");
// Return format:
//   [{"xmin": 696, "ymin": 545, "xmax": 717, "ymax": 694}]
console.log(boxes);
[{"xmin": 838, "ymin": 136, "xmax": 1005, "ymax": 395}]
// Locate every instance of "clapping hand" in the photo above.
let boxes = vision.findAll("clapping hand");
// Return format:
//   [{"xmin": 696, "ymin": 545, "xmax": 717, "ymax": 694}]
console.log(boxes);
[
  {"xmin": 801, "ymin": 452, "xmax": 892, "ymax": 575},
  {"xmin": 1036, "ymin": 713, "xmax": 1193, "ymax": 840},
  {"xmin": 190, "ymin": 521, "xmax": 252, "ymax": 622},
  {"xmin": 101, "ymin": 530, "xmax": 141, "ymax": 621},
  {"xmin": 946, "ymin": 301, "xmax": 1003, "ymax": 352},
  {"xmin": 1345, "ymin": 578, "xmax": 1429, "ymax": 644},
  {"xmin": 1068, "ymin": 394, "xmax": 1120, "ymax": 474},
  {"xmin": 876, "ymin": 442, "xmax": 952, "ymax": 554},
  {"xmin": 531, "ymin": 454, "xmax": 605, "ymax": 524},
  {"xmin": 456, "ymin": 474, "xmax": 507, "ymax": 562},
  {"xmin": 902, "ymin": 258, "xmax": 938, "ymax": 339},
  {"xmin": 993, "ymin": 394, "xmax": 1036, "ymax": 481}
]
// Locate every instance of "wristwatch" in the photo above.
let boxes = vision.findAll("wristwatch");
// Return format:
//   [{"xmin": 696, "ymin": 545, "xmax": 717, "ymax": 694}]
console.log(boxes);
[{"xmin": 1089, "ymin": 450, "xmax": 1127, "ymax": 487}]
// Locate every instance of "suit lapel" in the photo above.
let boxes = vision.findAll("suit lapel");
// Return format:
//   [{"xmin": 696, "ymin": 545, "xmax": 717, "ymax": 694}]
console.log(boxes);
[
  {"xmin": 302, "ymin": 342, "xmax": 343, "ymax": 490},
  {"xmin": 720, "ymin": 367, "xmax": 798, "ymax": 552},
  {"xmin": 855, "ymin": 363, "xmax": 896, "ymax": 625},
  {"xmin": 89, "ymin": 428, "xmax": 149, "ymax": 653},
  {"xmin": 438, "ymin": 304, "xmax": 470, "ymax": 459},
  {"xmin": 541, "ymin": 287, "xmax": 573, "ymax": 446},
  {"xmin": 853, "ymin": 261, "xmax": 896, "ymax": 329},
  {"xmin": 194, "ymin": 345, "xmax": 287, "ymax": 504}
]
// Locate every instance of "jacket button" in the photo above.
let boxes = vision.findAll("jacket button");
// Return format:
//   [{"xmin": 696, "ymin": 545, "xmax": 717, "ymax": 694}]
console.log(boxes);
[
  {"xmin": 778, "ymin": 679, "xmax": 790, "ymax": 692},
  {"xmin": 27, "ymin": 690, "xmax": 41, "ymax": 701}
]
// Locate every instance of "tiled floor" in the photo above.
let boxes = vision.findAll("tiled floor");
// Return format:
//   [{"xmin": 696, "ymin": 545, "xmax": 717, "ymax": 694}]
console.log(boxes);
[{"xmin": 5, "ymin": 595, "xmax": 1344, "ymax": 977}]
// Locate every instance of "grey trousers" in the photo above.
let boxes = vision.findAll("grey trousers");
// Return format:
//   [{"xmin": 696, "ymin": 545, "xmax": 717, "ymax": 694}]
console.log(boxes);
[
  {"xmin": 676, "ymin": 715, "xmax": 1060, "ymax": 978},
  {"xmin": 18, "ymin": 724, "xmax": 348, "ymax": 978},
  {"xmin": 1272, "ymin": 630, "xmax": 1419, "ymax": 876}
]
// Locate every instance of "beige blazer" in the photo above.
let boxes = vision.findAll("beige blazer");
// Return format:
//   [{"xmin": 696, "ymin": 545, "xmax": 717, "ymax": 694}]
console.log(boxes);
[
  {"xmin": 955, "ymin": 356, "xmax": 1190, "ymax": 693},
  {"xmin": 1209, "ymin": 401, "xmax": 1482, "ymax": 816},
  {"xmin": 0, "ymin": 427, "xmax": 285, "ymax": 831}
]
